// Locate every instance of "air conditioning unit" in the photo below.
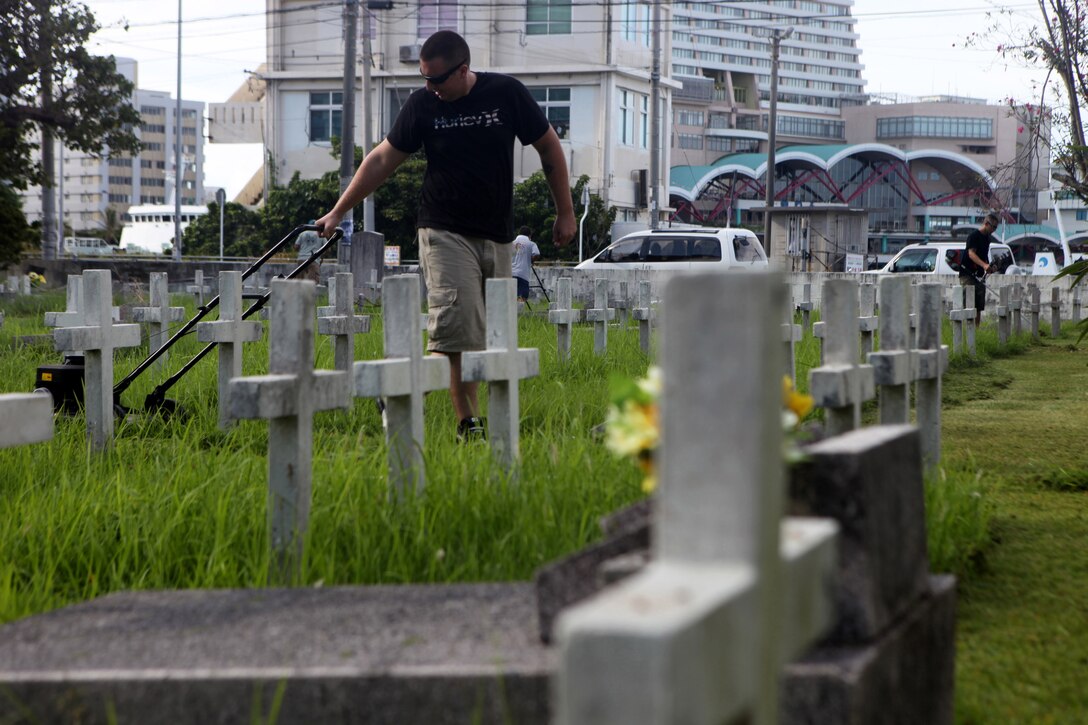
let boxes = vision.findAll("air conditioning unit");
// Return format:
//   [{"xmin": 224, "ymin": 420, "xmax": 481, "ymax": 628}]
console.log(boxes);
[{"xmin": 399, "ymin": 44, "xmax": 422, "ymax": 63}]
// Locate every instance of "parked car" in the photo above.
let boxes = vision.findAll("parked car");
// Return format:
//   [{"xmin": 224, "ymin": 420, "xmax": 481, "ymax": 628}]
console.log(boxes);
[
  {"xmin": 63, "ymin": 236, "xmax": 115, "ymax": 257},
  {"xmin": 871, "ymin": 241, "xmax": 1025, "ymax": 276},
  {"xmin": 576, "ymin": 227, "xmax": 768, "ymax": 272}
]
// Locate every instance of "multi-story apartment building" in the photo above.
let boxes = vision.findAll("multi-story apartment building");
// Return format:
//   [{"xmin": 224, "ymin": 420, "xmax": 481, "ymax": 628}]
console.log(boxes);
[
  {"xmin": 211, "ymin": 0, "xmax": 677, "ymax": 226},
  {"xmin": 668, "ymin": 0, "xmax": 865, "ymax": 166},
  {"xmin": 20, "ymin": 58, "xmax": 205, "ymax": 237}
]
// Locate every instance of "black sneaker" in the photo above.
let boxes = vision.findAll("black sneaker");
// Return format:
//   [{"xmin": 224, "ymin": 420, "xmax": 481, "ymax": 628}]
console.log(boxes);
[{"xmin": 457, "ymin": 416, "xmax": 486, "ymax": 443}]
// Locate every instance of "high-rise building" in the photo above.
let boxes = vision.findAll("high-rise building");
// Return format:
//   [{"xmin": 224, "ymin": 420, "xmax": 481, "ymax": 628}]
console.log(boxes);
[{"xmin": 19, "ymin": 58, "xmax": 205, "ymax": 238}]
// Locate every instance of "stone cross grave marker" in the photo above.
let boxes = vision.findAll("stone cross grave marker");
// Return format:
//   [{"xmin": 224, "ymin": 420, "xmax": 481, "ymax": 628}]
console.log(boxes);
[
  {"xmin": 858, "ymin": 282, "xmax": 878, "ymax": 357},
  {"xmin": 811, "ymin": 319, "xmax": 826, "ymax": 364},
  {"xmin": 1050, "ymin": 287, "xmax": 1062, "ymax": 338},
  {"xmin": 631, "ymin": 280, "xmax": 654, "ymax": 355},
  {"xmin": 947, "ymin": 286, "xmax": 971, "ymax": 356},
  {"xmin": 461, "ymin": 279, "xmax": 539, "ymax": 468},
  {"xmin": 317, "ymin": 273, "xmax": 338, "ymax": 318},
  {"xmin": 782, "ymin": 285, "xmax": 802, "ymax": 383},
  {"xmin": 555, "ymin": 272, "xmax": 839, "ymax": 725},
  {"xmin": 613, "ymin": 281, "xmax": 629, "ymax": 327},
  {"xmin": 1029, "ymin": 284, "xmax": 1042, "ymax": 340},
  {"xmin": 996, "ymin": 286, "xmax": 1011, "ymax": 346},
  {"xmin": 187, "ymin": 269, "xmax": 211, "ymax": 307},
  {"xmin": 44, "ymin": 275, "xmax": 84, "ymax": 356},
  {"xmin": 354, "ymin": 274, "xmax": 450, "ymax": 495},
  {"xmin": 229, "ymin": 279, "xmax": 350, "ymax": 580},
  {"xmin": 584, "ymin": 278, "xmax": 615, "ymax": 355},
  {"xmin": 5, "ymin": 275, "xmax": 17, "ymax": 293},
  {"xmin": 1010, "ymin": 282, "xmax": 1023, "ymax": 337},
  {"xmin": 20, "ymin": 274, "xmax": 30, "ymax": 295},
  {"xmin": 0, "ymin": 393, "xmax": 53, "ymax": 449},
  {"xmin": 868, "ymin": 275, "xmax": 913, "ymax": 425},
  {"xmin": 810, "ymin": 278, "xmax": 875, "ymax": 436},
  {"xmin": 317, "ymin": 272, "xmax": 371, "ymax": 374},
  {"xmin": 196, "ymin": 271, "xmax": 264, "ymax": 430},
  {"xmin": 132, "ymin": 273, "xmax": 186, "ymax": 366},
  {"xmin": 548, "ymin": 277, "xmax": 581, "ymax": 362},
  {"xmin": 52, "ymin": 270, "xmax": 141, "ymax": 450},
  {"xmin": 798, "ymin": 281, "xmax": 815, "ymax": 334},
  {"xmin": 360, "ymin": 268, "xmax": 382, "ymax": 305},
  {"xmin": 964, "ymin": 286, "xmax": 978, "ymax": 357},
  {"xmin": 914, "ymin": 283, "xmax": 948, "ymax": 470},
  {"xmin": 1073, "ymin": 289, "xmax": 1082, "ymax": 324}
]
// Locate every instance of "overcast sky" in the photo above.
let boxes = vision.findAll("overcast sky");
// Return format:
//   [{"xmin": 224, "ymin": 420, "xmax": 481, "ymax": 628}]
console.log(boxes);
[{"xmin": 81, "ymin": 0, "xmax": 1053, "ymax": 198}]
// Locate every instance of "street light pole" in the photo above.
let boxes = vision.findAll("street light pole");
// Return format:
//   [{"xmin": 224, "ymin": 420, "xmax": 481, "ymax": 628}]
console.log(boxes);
[
  {"xmin": 174, "ymin": 0, "xmax": 183, "ymax": 261},
  {"xmin": 649, "ymin": 0, "xmax": 662, "ymax": 229},
  {"xmin": 763, "ymin": 26, "xmax": 792, "ymax": 261}
]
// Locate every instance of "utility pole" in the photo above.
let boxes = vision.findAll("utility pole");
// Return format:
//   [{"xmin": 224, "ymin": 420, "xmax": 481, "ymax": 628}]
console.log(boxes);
[
  {"xmin": 649, "ymin": 0, "xmax": 662, "ymax": 229},
  {"xmin": 174, "ymin": 0, "xmax": 183, "ymax": 260},
  {"xmin": 762, "ymin": 26, "xmax": 792, "ymax": 260},
  {"xmin": 339, "ymin": 0, "xmax": 358, "ymax": 246},
  {"xmin": 40, "ymin": 20, "xmax": 57, "ymax": 261},
  {"xmin": 361, "ymin": 5, "xmax": 375, "ymax": 232}
]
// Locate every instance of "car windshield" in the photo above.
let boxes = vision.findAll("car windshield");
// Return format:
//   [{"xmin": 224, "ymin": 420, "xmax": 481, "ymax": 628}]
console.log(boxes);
[{"xmin": 889, "ymin": 249, "xmax": 937, "ymax": 273}]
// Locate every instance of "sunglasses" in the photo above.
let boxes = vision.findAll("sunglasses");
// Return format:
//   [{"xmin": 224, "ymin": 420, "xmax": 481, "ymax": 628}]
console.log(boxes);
[{"xmin": 420, "ymin": 60, "xmax": 465, "ymax": 85}]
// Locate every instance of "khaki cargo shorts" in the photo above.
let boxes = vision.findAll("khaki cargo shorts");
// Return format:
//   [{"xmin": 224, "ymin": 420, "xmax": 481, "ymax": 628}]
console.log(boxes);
[{"xmin": 418, "ymin": 227, "xmax": 512, "ymax": 353}]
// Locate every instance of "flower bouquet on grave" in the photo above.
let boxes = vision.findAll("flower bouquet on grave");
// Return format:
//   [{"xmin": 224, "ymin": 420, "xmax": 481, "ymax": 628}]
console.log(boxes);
[{"xmin": 605, "ymin": 367, "xmax": 815, "ymax": 493}]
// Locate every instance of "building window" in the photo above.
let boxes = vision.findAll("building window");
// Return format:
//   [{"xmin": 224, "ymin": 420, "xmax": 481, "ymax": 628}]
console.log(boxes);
[
  {"xmin": 1076, "ymin": 210, "xmax": 1087, "ymax": 221},
  {"xmin": 640, "ymin": 95, "xmax": 649, "ymax": 149},
  {"xmin": 309, "ymin": 91, "xmax": 344, "ymax": 143},
  {"xmin": 676, "ymin": 110, "xmax": 704, "ymax": 127},
  {"xmin": 877, "ymin": 116, "xmax": 993, "ymax": 140},
  {"xmin": 677, "ymin": 133, "xmax": 703, "ymax": 150},
  {"xmin": 527, "ymin": 0, "xmax": 571, "ymax": 35},
  {"xmin": 141, "ymin": 123, "xmax": 166, "ymax": 134},
  {"xmin": 109, "ymin": 193, "xmax": 129, "ymax": 203},
  {"xmin": 418, "ymin": 0, "xmax": 458, "ymax": 38},
  {"xmin": 619, "ymin": 90, "xmax": 634, "ymax": 146},
  {"xmin": 145, "ymin": 142, "xmax": 163, "ymax": 151},
  {"xmin": 707, "ymin": 136, "xmax": 732, "ymax": 152},
  {"xmin": 529, "ymin": 87, "xmax": 570, "ymax": 139},
  {"xmin": 621, "ymin": 0, "xmax": 648, "ymax": 44},
  {"xmin": 733, "ymin": 87, "xmax": 747, "ymax": 104},
  {"xmin": 140, "ymin": 106, "xmax": 164, "ymax": 116}
]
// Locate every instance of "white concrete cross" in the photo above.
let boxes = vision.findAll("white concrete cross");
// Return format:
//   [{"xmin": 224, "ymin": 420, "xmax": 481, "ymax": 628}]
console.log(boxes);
[
  {"xmin": 1050, "ymin": 287, "xmax": 1062, "ymax": 338},
  {"xmin": 868, "ymin": 276, "xmax": 913, "ymax": 425},
  {"xmin": 5, "ymin": 275, "xmax": 17, "ymax": 293},
  {"xmin": 548, "ymin": 277, "xmax": 581, "ymax": 362},
  {"xmin": 811, "ymin": 319, "xmax": 826, "ymax": 364},
  {"xmin": 964, "ymin": 287, "xmax": 978, "ymax": 357},
  {"xmin": 857, "ymin": 282, "xmax": 878, "ymax": 358},
  {"xmin": 948, "ymin": 286, "xmax": 972, "ymax": 356},
  {"xmin": 317, "ymin": 271, "xmax": 371, "ymax": 374},
  {"xmin": 360, "ymin": 268, "xmax": 382, "ymax": 305},
  {"xmin": 1028, "ymin": 284, "xmax": 1041, "ymax": 340},
  {"xmin": 44, "ymin": 275, "xmax": 85, "ymax": 356},
  {"xmin": 1073, "ymin": 288, "xmax": 1082, "ymax": 325},
  {"xmin": 229, "ymin": 279, "xmax": 350, "ymax": 580},
  {"xmin": 132, "ymin": 273, "xmax": 186, "ymax": 366},
  {"xmin": 187, "ymin": 269, "xmax": 211, "ymax": 307},
  {"xmin": 913, "ymin": 283, "xmax": 948, "ymax": 471},
  {"xmin": 1010, "ymin": 282, "xmax": 1024, "ymax": 337},
  {"xmin": 798, "ymin": 281, "xmax": 815, "ymax": 334},
  {"xmin": 354, "ymin": 274, "xmax": 449, "ymax": 495},
  {"xmin": 555, "ymin": 272, "xmax": 839, "ymax": 725},
  {"xmin": 995, "ymin": 286, "xmax": 1011, "ymax": 346},
  {"xmin": 20, "ymin": 274, "xmax": 30, "ymax": 295},
  {"xmin": 781, "ymin": 285, "xmax": 802, "ymax": 383},
  {"xmin": 0, "ymin": 393, "xmax": 53, "ymax": 449},
  {"xmin": 461, "ymin": 279, "xmax": 539, "ymax": 468},
  {"xmin": 809, "ymin": 278, "xmax": 875, "ymax": 436},
  {"xmin": 52, "ymin": 270, "xmax": 141, "ymax": 450},
  {"xmin": 196, "ymin": 271, "xmax": 264, "ymax": 430},
  {"xmin": 631, "ymin": 280, "xmax": 654, "ymax": 356},
  {"xmin": 584, "ymin": 278, "xmax": 616, "ymax": 355},
  {"xmin": 613, "ymin": 281, "xmax": 630, "ymax": 327}
]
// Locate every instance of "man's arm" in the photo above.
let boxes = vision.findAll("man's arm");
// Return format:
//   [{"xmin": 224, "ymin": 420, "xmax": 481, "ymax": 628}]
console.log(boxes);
[
  {"xmin": 967, "ymin": 248, "xmax": 991, "ymax": 273},
  {"xmin": 531, "ymin": 127, "xmax": 576, "ymax": 247},
  {"xmin": 315, "ymin": 139, "xmax": 410, "ymax": 238}
]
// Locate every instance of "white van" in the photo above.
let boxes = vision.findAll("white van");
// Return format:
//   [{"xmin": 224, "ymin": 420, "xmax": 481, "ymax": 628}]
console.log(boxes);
[
  {"xmin": 576, "ymin": 228, "xmax": 768, "ymax": 272},
  {"xmin": 873, "ymin": 241, "xmax": 1024, "ymax": 276},
  {"xmin": 63, "ymin": 236, "xmax": 115, "ymax": 257}
]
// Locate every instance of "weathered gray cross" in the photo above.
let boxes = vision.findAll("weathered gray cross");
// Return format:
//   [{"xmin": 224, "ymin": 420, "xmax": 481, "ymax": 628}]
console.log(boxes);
[
  {"xmin": 1049, "ymin": 287, "xmax": 1062, "ymax": 338},
  {"xmin": 196, "ymin": 271, "xmax": 264, "ymax": 430},
  {"xmin": 354, "ymin": 274, "xmax": 449, "ymax": 495},
  {"xmin": 229, "ymin": 279, "xmax": 350, "ymax": 580},
  {"xmin": 857, "ymin": 281, "xmax": 878, "ymax": 357},
  {"xmin": 913, "ymin": 283, "xmax": 948, "ymax": 470},
  {"xmin": 548, "ymin": 277, "xmax": 581, "ymax": 362},
  {"xmin": 555, "ymin": 272, "xmax": 839, "ymax": 725},
  {"xmin": 584, "ymin": 278, "xmax": 616, "ymax": 355},
  {"xmin": 132, "ymin": 273, "xmax": 186, "ymax": 366},
  {"xmin": 995, "ymin": 286, "xmax": 1011, "ymax": 346},
  {"xmin": 52, "ymin": 270, "xmax": 141, "ymax": 450},
  {"xmin": 461, "ymin": 279, "xmax": 539, "ymax": 468},
  {"xmin": 317, "ymin": 271, "xmax": 371, "ymax": 374},
  {"xmin": 0, "ymin": 393, "xmax": 53, "ymax": 449},
  {"xmin": 1073, "ymin": 288, "xmax": 1082, "ymax": 325},
  {"xmin": 631, "ymin": 280, "xmax": 654, "ymax": 356},
  {"xmin": 613, "ymin": 281, "xmax": 630, "ymax": 327},
  {"xmin": 947, "ymin": 286, "xmax": 972, "ymax": 356},
  {"xmin": 867, "ymin": 275, "xmax": 913, "ymax": 425},
  {"xmin": 44, "ymin": 275, "xmax": 85, "ymax": 356},
  {"xmin": 186, "ymin": 269, "xmax": 211, "ymax": 307},
  {"xmin": 809, "ymin": 278, "xmax": 875, "ymax": 436},
  {"xmin": 1028, "ymin": 284, "xmax": 1042, "ymax": 340},
  {"xmin": 782, "ymin": 285, "xmax": 802, "ymax": 382},
  {"xmin": 798, "ymin": 281, "xmax": 815, "ymax": 334}
]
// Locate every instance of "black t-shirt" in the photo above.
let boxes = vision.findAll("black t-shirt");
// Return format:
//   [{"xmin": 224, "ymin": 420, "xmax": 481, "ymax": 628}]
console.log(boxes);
[
  {"xmin": 386, "ymin": 72, "xmax": 550, "ymax": 243},
  {"xmin": 962, "ymin": 228, "xmax": 992, "ymax": 277}
]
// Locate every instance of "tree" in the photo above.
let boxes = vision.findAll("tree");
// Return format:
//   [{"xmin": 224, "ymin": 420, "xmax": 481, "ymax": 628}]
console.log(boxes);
[
  {"xmin": 513, "ymin": 173, "xmax": 616, "ymax": 262},
  {"xmin": 0, "ymin": 184, "xmax": 34, "ymax": 268},
  {"xmin": 260, "ymin": 171, "xmax": 340, "ymax": 247},
  {"xmin": 181, "ymin": 202, "xmax": 264, "ymax": 258},
  {"xmin": 0, "ymin": 0, "xmax": 141, "ymax": 188},
  {"xmin": 371, "ymin": 150, "xmax": 426, "ymax": 259}
]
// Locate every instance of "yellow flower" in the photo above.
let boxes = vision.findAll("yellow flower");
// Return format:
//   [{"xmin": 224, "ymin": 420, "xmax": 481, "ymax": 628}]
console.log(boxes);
[
  {"xmin": 782, "ymin": 375, "xmax": 814, "ymax": 421},
  {"xmin": 604, "ymin": 400, "xmax": 660, "ymax": 458}
]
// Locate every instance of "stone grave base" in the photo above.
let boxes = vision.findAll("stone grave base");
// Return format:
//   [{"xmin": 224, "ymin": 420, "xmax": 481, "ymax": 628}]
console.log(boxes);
[
  {"xmin": 0, "ymin": 584, "xmax": 553, "ymax": 725},
  {"xmin": 781, "ymin": 574, "xmax": 956, "ymax": 725}
]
